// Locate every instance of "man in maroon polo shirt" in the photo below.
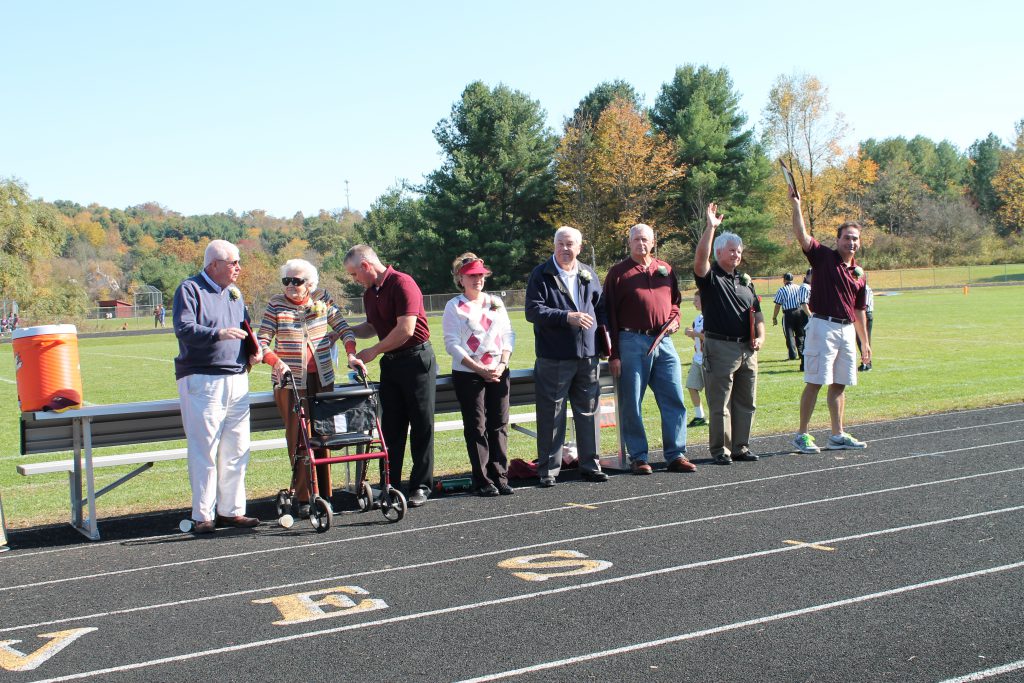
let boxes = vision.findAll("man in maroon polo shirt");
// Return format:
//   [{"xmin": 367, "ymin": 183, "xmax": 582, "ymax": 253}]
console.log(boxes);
[
  {"xmin": 344, "ymin": 245, "xmax": 436, "ymax": 507},
  {"xmin": 605, "ymin": 224, "xmax": 697, "ymax": 475},
  {"xmin": 788, "ymin": 192, "xmax": 871, "ymax": 454}
]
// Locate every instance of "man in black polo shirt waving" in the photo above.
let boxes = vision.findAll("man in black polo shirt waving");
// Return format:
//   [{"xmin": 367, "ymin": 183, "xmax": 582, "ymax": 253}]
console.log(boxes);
[
  {"xmin": 693, "ymin": 203, "xmax": 765, "ymax": 466},
  {"xmin": 788, "ymin": 191, "xmax": 871, "ymax": 454}
]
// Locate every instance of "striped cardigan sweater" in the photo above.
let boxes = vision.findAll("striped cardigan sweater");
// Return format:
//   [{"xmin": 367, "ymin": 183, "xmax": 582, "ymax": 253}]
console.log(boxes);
[{"xmin": 257, "ymin": 290, "xmax": 357, "ymax": 389}]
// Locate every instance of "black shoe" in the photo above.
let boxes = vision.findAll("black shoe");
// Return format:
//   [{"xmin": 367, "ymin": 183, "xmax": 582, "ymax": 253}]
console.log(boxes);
[
  {"xmin": 714, "ymin": 453, "xmax": 733, "ymax": 466},
  {"xmin": 538, "ymin": 476, "xmax": 556, "ymax": 488},
  {"xmin": 687, "ymin": 417, "xmax": 707, "ymax": 427},
  {"xmin": 580, "ymin": 469, "xmax": 609, "ymax": 482},
  {"xmin": 498, "ymin": 483, "xmax": 515, "ymax": 495},
  {"xmin": 297, "ymin": 503, "xmax": 311, "ymax": 519},
  {"xmin": 733, "ymin": 450, "xmax": 759, "ymax": 462},
  {"xmin": 476, "ymin": 484, "xmax": 500, "ymax": 497},
  {"xmin": 407, "ymin": 487, "xmax": 429, "ymax": 507},
  {"xmin": 862, "ymin": 363, "xmax": 872, "ymax": 371}
]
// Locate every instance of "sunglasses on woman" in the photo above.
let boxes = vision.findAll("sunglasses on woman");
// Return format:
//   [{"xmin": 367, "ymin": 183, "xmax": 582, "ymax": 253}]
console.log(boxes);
[{"xmin": 281, "ymin": 277, "xmax": 306, "ymax": 286}]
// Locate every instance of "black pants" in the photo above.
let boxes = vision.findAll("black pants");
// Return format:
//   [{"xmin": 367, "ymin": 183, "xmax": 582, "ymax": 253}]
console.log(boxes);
[
  {"xmin": 379, "ymin": 344, "xmax": 437, "ymax": 493},
  {"xmin": 857, "ymin": 312, "xmax": 874, "ymax": 351},
  {"xmin": 783, "ymin": 308, "xmax": 808, "ymax": 360},
  {"xmin": 452, "ymin": 369, "xmax": 510, "ymax": 489}
]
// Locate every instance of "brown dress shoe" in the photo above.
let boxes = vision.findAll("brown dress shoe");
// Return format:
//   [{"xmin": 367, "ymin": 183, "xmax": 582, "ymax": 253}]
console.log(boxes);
[
  {"xmin": 630, "ymin": 460, "xmax": 653, "ymax": 475},
  {"xmin": 215, "ymin": 514, "xmax": 260, "ymax": 528},
  {"xmin": 192, "ymin": 520, "xmax": 216, "ymax": 534},
  {"xmin": 667, "ymin": 457, "xmax": 697, "ymax": 472}
]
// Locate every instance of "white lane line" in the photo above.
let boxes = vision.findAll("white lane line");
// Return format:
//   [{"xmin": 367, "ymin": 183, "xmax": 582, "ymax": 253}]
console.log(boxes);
[
  {"xmin": 0, "ymin": 376, "xmax": 15, "ymax": 384},
  {"xmin": 80, "ymin": 351, "xmax": 174, "ymax": 364},
  {"xmin": 938, "ymin": 658, "xmax": 1024, "ymax": 683},
  {"xmin": 5, "ymin": 407, "xmax": 1019, "ymax": 558},
  {"xmin": 1, "ymin": 436, "xmax": 1021, "ymax": 578},
  {"xmin": 23, "ymin": 557, "xmax": 1024, "ymax": 682},
  {"xmin": 456, "ymin": 561, "xmax": 1024, "ymax": 683},
  {"xmin": 3, "ymin": 485, "xmax": 1022, "ymax": 635}
]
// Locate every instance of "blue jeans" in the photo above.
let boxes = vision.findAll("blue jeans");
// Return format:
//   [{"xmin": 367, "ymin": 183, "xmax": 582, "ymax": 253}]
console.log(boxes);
[{"xmin": 617, "ymin": 331, "xmax": 687, "ymax": 463}]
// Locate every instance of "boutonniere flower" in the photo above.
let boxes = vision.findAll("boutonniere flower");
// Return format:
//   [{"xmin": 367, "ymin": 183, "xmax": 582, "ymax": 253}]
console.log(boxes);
[
  {"xmin": 309, "ymin": 301, "xmax": 327, "ymax": 317},
  {"xmin": 739, "ymin": 273, "xmax": 751, "ymax": 286},
  {"xmin": 489, "ymin": 295, "xmax": 504, "ymax": 312},
  {"xmin": 852, "ymin": 266, "xmax": 864, "ymax": 279},
  {"xmin": 656, "ymin": 265, "xmax": 669, "ymax": 277},
  {"xmin": 227, "ymin": 285, "xmax": 241, "ymax": 300},
  {"xmin": 578, "ymin": 269, "xmax": 592, "ymax": 283}
]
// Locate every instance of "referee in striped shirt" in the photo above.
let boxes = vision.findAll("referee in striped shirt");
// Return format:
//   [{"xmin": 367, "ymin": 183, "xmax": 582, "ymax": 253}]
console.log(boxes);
[{"xmin": 772, "ymin": 273, "xmax": 807, "ymax": 363}]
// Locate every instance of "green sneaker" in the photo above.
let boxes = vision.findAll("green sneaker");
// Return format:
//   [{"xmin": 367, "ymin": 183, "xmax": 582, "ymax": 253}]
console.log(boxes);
[
  {"xmin": 826, "ymin": 432, "xmax": 867, "ymax": 450},
  {"xmin": 793, "ymin": 433, "xmax": 820, "ymax": 454}
]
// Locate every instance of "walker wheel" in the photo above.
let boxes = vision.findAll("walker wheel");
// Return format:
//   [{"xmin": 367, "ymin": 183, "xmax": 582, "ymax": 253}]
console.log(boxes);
[
  {"xmin": 381, "ymin": 487, "xmax": 407, "ymax": 523},
  {"xmin": 357, "ymin": 481, "xmax": 374, "ymax": 512},
  {"xmin": 309, "ymin": 497, "xmax": 333, "ymax": 533},
  {"xmin": 275, "ymin": 490, "xmax": 293, "ymax": 517}
]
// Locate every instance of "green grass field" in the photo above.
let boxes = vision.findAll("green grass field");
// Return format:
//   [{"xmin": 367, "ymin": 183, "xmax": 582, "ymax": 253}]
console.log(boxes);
[{"xmin": 2, "ymin": 285, "xmax": 1022, "ymax": 529}]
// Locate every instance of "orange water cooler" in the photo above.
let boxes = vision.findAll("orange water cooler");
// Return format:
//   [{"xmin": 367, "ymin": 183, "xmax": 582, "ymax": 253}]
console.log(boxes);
[{"xmin": 12, "ymin": 324, "xmax": 84, "ymax": 412}]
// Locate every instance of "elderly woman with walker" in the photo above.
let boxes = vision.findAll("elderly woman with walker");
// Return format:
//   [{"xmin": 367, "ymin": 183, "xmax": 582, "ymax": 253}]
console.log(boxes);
[{"xmin": 257, "ymin": 259, "xmax": 363, "ymax": 517}]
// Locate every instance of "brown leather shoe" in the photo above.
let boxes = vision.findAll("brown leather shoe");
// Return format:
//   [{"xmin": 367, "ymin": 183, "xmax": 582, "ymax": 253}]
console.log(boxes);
[
  {"xmin": 215, "ymin": 514, "xmax": 260, "ymax": 528},
  {"xmin": 192, "ymin": 520, "xmax": 215, "ymax": 534},
  {"xmin": 667, "ymin": 457, "xmax": 697, "ymax": 472},
  {"xmin": 630, "ymin": 460, "xmax": 653, "ymax": 475}
]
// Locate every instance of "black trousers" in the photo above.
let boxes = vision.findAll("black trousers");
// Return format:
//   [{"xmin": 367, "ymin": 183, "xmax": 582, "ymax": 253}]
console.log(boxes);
[
  {"xmin": 379, "ymin": 344, "xmax": 436, "ymax": 493},
  {"xmin": 452, "ymin": 369, "xmax": 510, "ymax": 489},
  {"xmin": 857, "ymin": 312, "xmax": 874, "ymax": 351},
  {"xmin": 783, "ymin": 308, "xmax": 808, "ymax": 359}
]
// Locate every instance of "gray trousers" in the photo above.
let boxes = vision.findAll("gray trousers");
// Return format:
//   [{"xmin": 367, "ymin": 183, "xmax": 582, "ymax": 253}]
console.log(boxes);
[
  {"xmin": 703, "ymin": 338, "xmax": 758, "ymax": 458},
  {"xmin": 534, "ymin": 356, "xmax": 601, "ymax": 478}
]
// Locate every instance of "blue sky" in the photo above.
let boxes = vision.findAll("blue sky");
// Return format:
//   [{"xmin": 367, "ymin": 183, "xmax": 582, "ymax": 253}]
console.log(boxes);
[{"xmin": 2, "ymin": 0, "xmax": 1020, "ymax": 217}]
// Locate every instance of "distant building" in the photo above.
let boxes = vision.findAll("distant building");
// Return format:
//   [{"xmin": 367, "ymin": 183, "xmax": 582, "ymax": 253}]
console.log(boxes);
[{"xmin": 97, "ymin": 299, "xmax": 133, "ymax": 319}]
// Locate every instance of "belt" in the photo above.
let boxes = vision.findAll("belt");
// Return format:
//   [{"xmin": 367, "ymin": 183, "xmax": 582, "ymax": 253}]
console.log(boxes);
[
  {"xmin": 621, "ymin": 327, "xmax": 659, "ymax": 336},
  {"xmin": 383, "ymin": 341, "xmax": 430, "ymax": 360},
  {"xmin": 704, "ymin": 331, "xmax": 749, "ymax": 343},
  {"xmin": 812, "ymin": 313, "xmax": 852, "ymax": 325}
]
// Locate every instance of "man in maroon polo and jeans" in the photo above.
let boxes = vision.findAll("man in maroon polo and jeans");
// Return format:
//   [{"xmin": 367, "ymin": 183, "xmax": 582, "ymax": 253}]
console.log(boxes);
[
  {"xmin": 788, "ymin": 191, "xmax": 872, "ymax": 454},
  {"xmin": 345, "ymin": 245, "xmax": 436, "ymax": 507}
]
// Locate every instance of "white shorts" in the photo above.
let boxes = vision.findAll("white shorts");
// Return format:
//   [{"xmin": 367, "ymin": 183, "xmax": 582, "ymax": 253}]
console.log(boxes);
[
  {"xmin": 685, "ymin": 361, "xmax": 705, "ymax": 391},
  {"xmin": 803, "ymin": 317, "xmax": 857, "ymax": 386}
]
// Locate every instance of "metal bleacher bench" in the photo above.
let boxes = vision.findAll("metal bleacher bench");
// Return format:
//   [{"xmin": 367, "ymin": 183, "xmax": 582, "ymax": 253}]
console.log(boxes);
[{"xmin": 17, "ymin": 367, "xmax": 619, "ymax": 540}]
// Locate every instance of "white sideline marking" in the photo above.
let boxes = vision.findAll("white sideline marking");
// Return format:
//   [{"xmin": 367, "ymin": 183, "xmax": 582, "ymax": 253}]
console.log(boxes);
[
  {"xmin": 22, "ymin": 557, "xmax": 1024, "ymax": 681},
  {"xmin": 1, "ymin": 436, "xmax": 1021, "ymax": 580},
  {"xmin": 3, "ymin": 483, "xmax": 1022, "ymax": 634},
  {"xmin": 938, "ymin": 658, "xmax": 1024, "ymax": 682},
  {"xmin": 456, "ymin": 561, "xmax": 1024, "ymax": 683}
]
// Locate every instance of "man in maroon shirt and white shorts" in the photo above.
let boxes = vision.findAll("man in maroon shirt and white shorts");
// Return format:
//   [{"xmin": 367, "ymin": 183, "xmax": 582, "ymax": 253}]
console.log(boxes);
[{"xmin": 788, "ymin": 192, "xmax": 872, "ymax": 454}]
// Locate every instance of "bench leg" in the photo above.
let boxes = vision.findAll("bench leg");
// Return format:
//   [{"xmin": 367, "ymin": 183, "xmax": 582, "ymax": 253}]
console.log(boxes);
[{"xmin": 68, "ymin": 417, "xmax": 101, "ymax": 541}]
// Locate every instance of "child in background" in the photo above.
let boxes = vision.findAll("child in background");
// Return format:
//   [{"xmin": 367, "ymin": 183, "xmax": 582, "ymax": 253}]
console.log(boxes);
[{"xmin": 683, "ymin": 291, "xmax": 707, "ymax": 427}]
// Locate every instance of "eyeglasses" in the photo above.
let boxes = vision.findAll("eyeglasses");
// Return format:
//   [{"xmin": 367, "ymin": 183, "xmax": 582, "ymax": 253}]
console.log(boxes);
[
  {"xmin": 282, "ymin": 277, "xmax": 306, "ymax": 286},
  {"xmin": 218, "ymin": 259, "xmax": 241, "ymax": 268}
]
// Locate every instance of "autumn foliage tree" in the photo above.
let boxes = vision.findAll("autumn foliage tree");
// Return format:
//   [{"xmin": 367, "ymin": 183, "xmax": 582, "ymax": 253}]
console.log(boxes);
[
  {"xmin": 551, "ymin": 97, "xmax": 682, "ymax": 265},
  {"xmin": 762, "ymin": 73, "xmax": 849, "ymax": 234},
  {"xmin": 992, "ymin": 121, "xmax": 1024, "ymax": 234}
]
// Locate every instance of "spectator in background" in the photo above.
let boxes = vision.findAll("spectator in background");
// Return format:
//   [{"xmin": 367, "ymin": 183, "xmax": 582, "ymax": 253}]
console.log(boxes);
[
  {"xmin": 683, "ymin": 292, "xmax": 707, "ymax": 428},
  {"xmin": 442, "ymin": 253, "xmax": 515, "ymax": 496},
  {"xmin": 344, "ymin": 245, "xmax": 437, "ymax": 508},
  {"xmin": 605, "ymin": 223, "xmax": 697, "ymax": 475},
  {"xmin": 857, "ymin": 276, "xmax": 874, "ymax": 371},
  {"xmin": 172, "ymin": 239, "xmax": 261, "ymax": 534},
  {"xmin": 525, "ymin": 226, "xmax": 609, "ymax": 487},
  {"xmin": 788, "ymin": 190, "xmax": 871, "ymax": 454},
  {"xmin": 772, "ymin": 272, "xmax": 804, "ymax": 361}
]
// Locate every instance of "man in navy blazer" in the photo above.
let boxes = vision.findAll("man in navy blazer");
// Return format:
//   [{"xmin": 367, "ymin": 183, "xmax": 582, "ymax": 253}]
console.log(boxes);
[{"xmin": 525, "ymin": 226, "xmax": 609, "ymax": 487}]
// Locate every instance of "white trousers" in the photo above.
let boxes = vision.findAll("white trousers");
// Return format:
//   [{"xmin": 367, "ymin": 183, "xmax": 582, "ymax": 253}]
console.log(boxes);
[{"xmin": 177, "ymin": 373, "xmax": 251, "ymax": 522}]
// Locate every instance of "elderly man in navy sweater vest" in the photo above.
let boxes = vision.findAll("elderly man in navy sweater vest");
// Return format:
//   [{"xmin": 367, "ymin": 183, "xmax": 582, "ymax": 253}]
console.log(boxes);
[{"xmin": 173, "ymin": 240, "xmax": 262, "ymax": 534}]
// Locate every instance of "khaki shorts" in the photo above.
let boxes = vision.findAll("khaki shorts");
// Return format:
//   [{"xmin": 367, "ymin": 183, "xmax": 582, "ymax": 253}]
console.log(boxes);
[
  {"xmin": 803, "ymin": 317, "xmax": 857, "ymax": 386},
  {"xmin": 685, "ymin": 361, "xmax": 705, "ymax": 391}
]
